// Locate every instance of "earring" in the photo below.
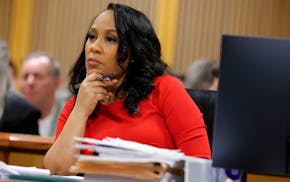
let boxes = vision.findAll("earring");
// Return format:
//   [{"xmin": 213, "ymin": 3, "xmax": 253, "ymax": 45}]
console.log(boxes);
[{"xmin": 130, "ymin": 59, "xmax": 135, "ymax": 63}]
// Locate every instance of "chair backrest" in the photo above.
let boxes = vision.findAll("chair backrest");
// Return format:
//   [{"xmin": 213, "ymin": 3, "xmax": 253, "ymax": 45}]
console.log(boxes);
[{"xmin": 186, "ymin": 89, "xmax": 217, "ymax": 147}]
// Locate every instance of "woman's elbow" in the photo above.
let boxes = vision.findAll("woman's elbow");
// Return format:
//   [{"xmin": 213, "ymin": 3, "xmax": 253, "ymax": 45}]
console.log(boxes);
[
  {"xmin": 44, "ymin": 151, "xmax": 76, "ymax": 175},
  {"xmin": 44, "ymin": 151, "xmax": 58, "ymax": 174}
]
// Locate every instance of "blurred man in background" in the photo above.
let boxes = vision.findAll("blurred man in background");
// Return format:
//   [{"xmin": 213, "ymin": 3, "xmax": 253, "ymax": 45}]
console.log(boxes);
[
  {"xmin": 0, "ymin": 39, "xmax": 40, "ymax": 134},
  {"xmin": 184, "ymin": 59, "xmax": 219, "ymax": 91},
  {"xmin": 8, "ymin": 61, "xmax": 19, "ymax": 90},
  {"xmin": 20, "ymin": 52, "xmax": 66, "ymax": 137}
]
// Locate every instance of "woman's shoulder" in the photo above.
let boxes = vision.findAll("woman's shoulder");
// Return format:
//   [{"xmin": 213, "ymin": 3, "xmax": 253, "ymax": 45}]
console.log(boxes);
[
  {"xmin": 153, "ymin": 74, "xmax": 184, "ymax": 89},
  {"xmin": 151, "ymin": 74, "xmax": 186, "ymax": 100}
]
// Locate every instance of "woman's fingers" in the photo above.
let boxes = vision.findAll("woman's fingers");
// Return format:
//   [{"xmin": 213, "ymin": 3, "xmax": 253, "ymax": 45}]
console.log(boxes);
[{"xmin": 75, "ymin": 72, "xmax": 119, "ymax": 115}]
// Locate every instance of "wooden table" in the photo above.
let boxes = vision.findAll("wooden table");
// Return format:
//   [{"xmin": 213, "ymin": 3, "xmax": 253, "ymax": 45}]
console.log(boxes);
[
  {"xmin": 247, "ymin": 173, "xmax": 290, "ymax": 182},
  {"xmin": 1, "ymin": 132, "xmax": 289, "ymax": 181},
  {"xmin": 0, "ymin": 132, "xmax": 53, "ymax": 168}
]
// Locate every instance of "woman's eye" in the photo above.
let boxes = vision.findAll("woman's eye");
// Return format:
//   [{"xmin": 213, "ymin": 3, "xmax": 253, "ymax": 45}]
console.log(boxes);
[
  {"xmin": 106, "ymin": 36, "xmax": 117, "ymax": 42},
  {"xmin": 87, "ymin": 33, "xmax": 96, "ymax": 40}
]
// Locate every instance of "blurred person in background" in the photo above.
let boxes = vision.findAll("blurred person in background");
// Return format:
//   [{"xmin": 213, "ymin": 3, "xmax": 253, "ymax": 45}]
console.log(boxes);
[
  {"xmin": 184, "ymin": 59, "xmax": 219, "ymax": 90},
  {"xmin": 20, "ymin": 52, "xmax": 68, "ymax": 137},
  {"xmin": 8, "ymin": 60, "xmax": 19, "ymax": 91},
  {"xmin": 166, "ymin": 68, "xmax": 185, "ymax": 83},
  {"xmin": 0, "ymin": 39, "xmax": 40, "ymax": 134}
]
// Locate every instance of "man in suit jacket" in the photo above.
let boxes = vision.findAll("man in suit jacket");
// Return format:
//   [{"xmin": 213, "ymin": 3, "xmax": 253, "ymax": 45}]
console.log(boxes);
[
  {"xmin": 0, "ymin": 89, "xmax": 40, "ymax": 134},
  {"xmin": 0, "ymin": 39, "xmax": 40, "ymax": 135}
]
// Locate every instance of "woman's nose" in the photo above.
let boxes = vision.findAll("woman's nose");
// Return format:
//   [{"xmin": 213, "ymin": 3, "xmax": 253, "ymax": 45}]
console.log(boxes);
[{"xmin": 90, "ymin": 38, "xmax": 103, "ymax": 53}]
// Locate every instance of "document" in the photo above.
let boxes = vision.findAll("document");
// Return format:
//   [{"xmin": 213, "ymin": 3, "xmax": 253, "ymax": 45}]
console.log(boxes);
[
  {"xmin": 0, "ymin": 161, "xmax": 83, "ymax": 181},
  {"xmin": 0, "ymin": 161, "xmax": 49, "ymax": 179},
  {"xmin": 70, "ymin": 137, "xmax": 186, "ymax": 180}
]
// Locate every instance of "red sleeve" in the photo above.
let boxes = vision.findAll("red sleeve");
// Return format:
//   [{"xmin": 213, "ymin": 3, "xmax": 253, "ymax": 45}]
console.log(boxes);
[
  {"xmin": 155, "ymin": 75, "xmax": 211, "ymax": 159},
  {"xmin": 54, "ymin": 96, "xmax": 76, "ymax": 141}
]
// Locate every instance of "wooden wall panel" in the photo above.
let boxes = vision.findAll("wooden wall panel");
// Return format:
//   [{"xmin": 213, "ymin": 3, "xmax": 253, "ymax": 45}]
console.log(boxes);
[
  {"xmin": 281, "ymin": 0, "xmax": 290, "ymax": 37},
  {"xmin": 29, "ymin": 0, "xmax": 157, "ymax": 83},
  {"xmin": 174, "ymin": 0, "xmax": 290, "ymax": 73},
  {"xmin": 0, "ymin": 0, "xmax": 12, "ymax": 44},
  {"xmin": 1, "ymin": 0, "xmax": 290, "ymax": 82}
]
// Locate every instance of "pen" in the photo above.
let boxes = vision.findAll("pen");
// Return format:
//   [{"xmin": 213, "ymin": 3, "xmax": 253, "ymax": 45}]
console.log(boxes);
[{"xmin": 74, "ymin": 73, "xmax": 116, "ymax": 89}]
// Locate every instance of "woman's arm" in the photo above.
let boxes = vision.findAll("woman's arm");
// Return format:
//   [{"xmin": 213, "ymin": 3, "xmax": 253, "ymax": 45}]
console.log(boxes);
[
  {"xmin": 43, "ymin": 107, "xmax": 88, "ymax": 175},
  {"xmin": 157, "ymin": 75, "xmax": 211, "ymax": 158},
  {"xmin": 44, "ymin": 73, "xmax": 116, "ymax": 175}
]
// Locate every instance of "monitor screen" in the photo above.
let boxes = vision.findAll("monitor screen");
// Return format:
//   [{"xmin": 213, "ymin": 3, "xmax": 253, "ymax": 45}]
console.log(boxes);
[{"xmin": 212, "ymin": 35, "xmax": 290, "ymax": 177}]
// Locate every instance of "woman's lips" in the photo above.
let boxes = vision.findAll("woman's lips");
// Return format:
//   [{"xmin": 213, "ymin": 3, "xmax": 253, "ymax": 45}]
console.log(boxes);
[{"xmin": 88, "ymin": 58, "xmax": 104, "ymax": 66}]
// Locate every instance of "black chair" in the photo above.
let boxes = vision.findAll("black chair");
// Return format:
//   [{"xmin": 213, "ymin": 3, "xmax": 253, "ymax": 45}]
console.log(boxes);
[{"xmin": 186, "ymin": 89, "xmax": 217, "ymax": 148}]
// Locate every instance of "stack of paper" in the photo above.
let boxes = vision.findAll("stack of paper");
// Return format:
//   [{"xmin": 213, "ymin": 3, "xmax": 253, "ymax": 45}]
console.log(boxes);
[
  {"xmin": 0, "ymin": 161, "xmax": 50, "ymax": 179},
  {"xmin": 70, "ymin": 137, "xmax": 186, "ymax": 180},
  {"xmin": 0, "ymin": 161, "xmax": 83, "ymax": 181}
]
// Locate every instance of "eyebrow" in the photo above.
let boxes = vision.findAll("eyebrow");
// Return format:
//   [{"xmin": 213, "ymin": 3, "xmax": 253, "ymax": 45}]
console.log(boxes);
[{"xmin": 89, "ymin": 28, "xmax": 117, "ymax": 33}]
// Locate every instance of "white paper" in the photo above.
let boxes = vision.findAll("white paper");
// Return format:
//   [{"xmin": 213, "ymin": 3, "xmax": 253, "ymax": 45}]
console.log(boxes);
[
  {"xmin": 0, "ymin": 161, "xmax": 19, "ymax": 179},
  {"xmin": 0, "ymin": 161, "xmax": 49, "ymax": 179},
  {"xmin": 74, "ymin": 136, "xmax": 185, "ymax": 167},
  {"xmin": 8, "ymin": 165, "xmax": 50, "ymax": 176}
]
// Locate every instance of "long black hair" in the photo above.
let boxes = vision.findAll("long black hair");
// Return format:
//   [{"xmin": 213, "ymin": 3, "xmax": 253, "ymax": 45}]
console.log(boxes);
[{"xmin": 69, "ymin": 3, "xmax": 167, "ymax": 114}]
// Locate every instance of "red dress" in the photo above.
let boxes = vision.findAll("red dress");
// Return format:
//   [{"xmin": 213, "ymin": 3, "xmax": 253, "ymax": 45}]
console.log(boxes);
[{"xmin": 55, "ymin": 74, "xmax": 211, "ymax": 159}]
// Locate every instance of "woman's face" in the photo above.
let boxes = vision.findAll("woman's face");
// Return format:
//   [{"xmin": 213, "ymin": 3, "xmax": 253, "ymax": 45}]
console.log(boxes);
[{"xmin": 85, "ymin": 10, "xmax": 125, "ymax": 76}]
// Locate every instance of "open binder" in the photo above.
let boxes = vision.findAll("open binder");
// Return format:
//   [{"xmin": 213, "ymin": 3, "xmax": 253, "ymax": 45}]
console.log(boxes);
[{"xmin": 70, "ymin": 137, "xmax": 185, "ymax": 180}]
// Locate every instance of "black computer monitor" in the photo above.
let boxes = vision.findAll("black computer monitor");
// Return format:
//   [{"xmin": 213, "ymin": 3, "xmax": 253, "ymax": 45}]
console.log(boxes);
[{"xmin": 212, "ymin": 35, "xmax": 290, "ymax": 177}]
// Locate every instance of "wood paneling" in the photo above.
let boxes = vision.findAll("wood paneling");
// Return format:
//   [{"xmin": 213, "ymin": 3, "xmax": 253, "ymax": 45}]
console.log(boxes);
[
  {"xmin": 1, "ymin": 0, "xmax": 290, "ymax": 82},
  {"xmin": 174, "ymin": 0, "xmax": 290, "ymax": 73},
  {"xmin": 156, "ymin": 0, "xmax": 179, "ymax": 67},
  {"xmin": 0, "ymin": 0, "xmax": 12, "ymax": 43},
  {"xmin": 8, "ymin": 0, "xmax": 34, "ymax": 72},
  {"xmin": 30, "ymin": 0, "xmax": 157, "ymax": 83}
]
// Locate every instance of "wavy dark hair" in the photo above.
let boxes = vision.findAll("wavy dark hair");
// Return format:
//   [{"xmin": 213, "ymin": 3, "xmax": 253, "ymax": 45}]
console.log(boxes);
[{"xmin": 69, "ymin": 3, "xmax": 167, "ymax": 114}]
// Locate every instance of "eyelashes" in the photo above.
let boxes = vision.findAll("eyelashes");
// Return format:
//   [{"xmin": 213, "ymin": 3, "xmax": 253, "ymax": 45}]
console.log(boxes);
[
  {"xmin": 86, "ymin": 33, "xmax": 118, "ymax": 43},
  {"xmin": 87, "ymin": 33, "xmax": 96, "ymax": 40},
  {"xmin": 106, "ymin": 36, "xmax": 117, "ymax": 42}
]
